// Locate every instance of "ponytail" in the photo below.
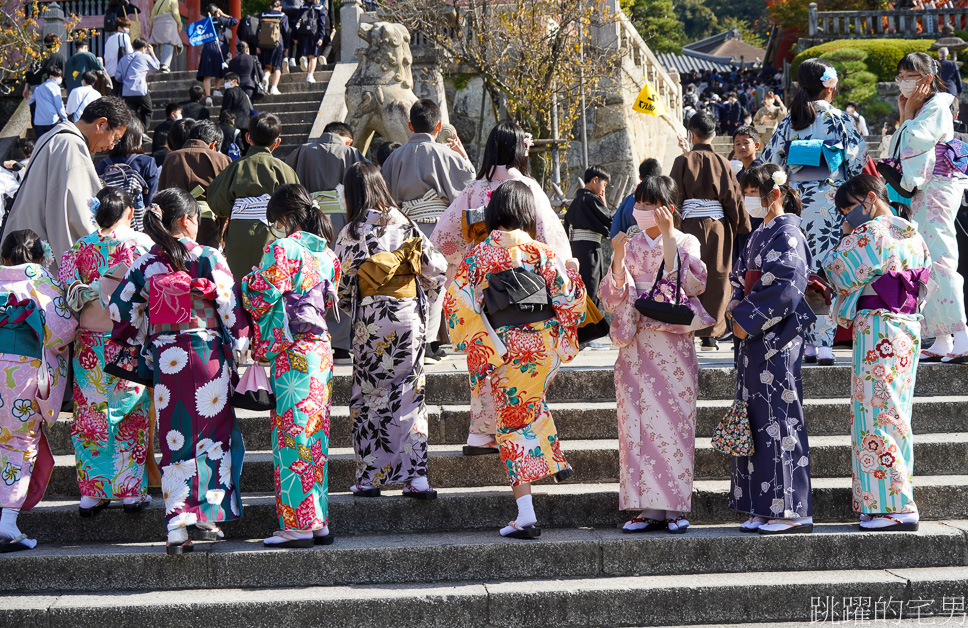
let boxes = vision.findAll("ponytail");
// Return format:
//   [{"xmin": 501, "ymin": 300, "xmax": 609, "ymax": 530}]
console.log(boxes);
[
  {"xmin": 782, "ymin": 186, "xmax": 803, "ymax": 217},
  {"xmin": 790, "ymin": 58, "xmax": 834, "ymax": 131},
  {"xmin": 266, "ymin": 183, "xmax": 335, "ymax": 244},
  {"xmin": 143, "ymin": 188, "xmax": 198, "ymax": 272},
  {"xmin": 0, "ymin": 229, "xmax": 45, "ymax": 266}
]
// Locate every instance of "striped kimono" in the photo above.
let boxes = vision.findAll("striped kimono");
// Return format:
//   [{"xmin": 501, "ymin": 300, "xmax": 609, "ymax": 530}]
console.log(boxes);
[
  {"xmin": 824, "ymin": 215, "xmax": 931, "ymax": 514},
  {"xmin": 445, "ymin": 229, "xmax": 585, "ymax": 486},
  {"xmin": 59, "ymin": 228, "xmax": 154, "ymax": 500},
  {"xmin": 111, "ymin": 240, "xmax": 250, "ymax": 534},
  {"xmin": 242, "ymin": 232, "xmax": 340, "ymax": 531}
]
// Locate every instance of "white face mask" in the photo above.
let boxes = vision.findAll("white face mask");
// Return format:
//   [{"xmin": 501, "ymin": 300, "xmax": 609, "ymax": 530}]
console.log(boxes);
[
  {"xmin": 745, "ymin": 196, "xmax": 769, "ymax": 219},
  {"xmin": 173, "ymin": 113, "xmax": 183, "ymax": 120},
  {"xmin": 899, "ymin": 79, "xmax": 919, "ymax": 98},
  {"xmin": 846, "ymin": 106, "xmax": 855, "ymax": 114},
  {"xmin": 51, "ymin": 77, "xmax": 62, "ymax": 85}
]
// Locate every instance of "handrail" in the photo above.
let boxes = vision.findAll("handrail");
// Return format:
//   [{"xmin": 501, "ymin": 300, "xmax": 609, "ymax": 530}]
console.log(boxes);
[{"xmin": 807, "ymin": 1, "xmax": 967, "ymax": 39}]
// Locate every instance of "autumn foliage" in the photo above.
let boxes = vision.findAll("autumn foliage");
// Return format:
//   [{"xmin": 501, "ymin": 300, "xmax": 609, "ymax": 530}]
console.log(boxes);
[{"xmin": 0, "ymin": 1, "xmax": 90, "ymax": 94}]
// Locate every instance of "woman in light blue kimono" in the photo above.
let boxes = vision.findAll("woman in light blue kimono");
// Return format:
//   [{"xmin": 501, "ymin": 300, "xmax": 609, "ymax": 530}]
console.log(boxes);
[
  {"xmin": 825, "ymin": 174, "xmax": 931, "ymax": 531},
  {"xmin": 762, "ymin": 58, "xmax": 870, "ymax": 366},
  {"xmin": 889, "ymin": 52, "xmax": 968, "ymax": 362}
]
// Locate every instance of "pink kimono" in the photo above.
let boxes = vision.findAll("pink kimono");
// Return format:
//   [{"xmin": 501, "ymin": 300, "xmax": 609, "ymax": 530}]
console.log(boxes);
[{"xmin": 599, "ymin": 230, "xmax": 711, "ymax": 513}]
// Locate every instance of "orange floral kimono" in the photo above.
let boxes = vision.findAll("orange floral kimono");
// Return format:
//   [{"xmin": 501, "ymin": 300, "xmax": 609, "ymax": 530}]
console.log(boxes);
[{"xmin": 444, "ymin": 229, "xmax": 585, "ymax": 485}]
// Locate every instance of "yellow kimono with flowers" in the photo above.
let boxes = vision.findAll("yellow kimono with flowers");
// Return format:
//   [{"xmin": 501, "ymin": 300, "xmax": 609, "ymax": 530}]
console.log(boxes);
[{"xmin": 444, "ymin": 229, "xmax": 586, "ymax": 486}]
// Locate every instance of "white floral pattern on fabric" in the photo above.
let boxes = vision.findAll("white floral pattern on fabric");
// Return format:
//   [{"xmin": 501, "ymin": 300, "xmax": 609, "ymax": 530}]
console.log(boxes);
[{"xmin": 159, "ymin": 347, "xmax": 188, "ymax": 374}]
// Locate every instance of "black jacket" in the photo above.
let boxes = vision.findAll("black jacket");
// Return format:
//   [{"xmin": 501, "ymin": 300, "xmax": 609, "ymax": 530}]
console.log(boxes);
[
  {"xmin": 564, "ymin": 188, "xmax": 612, "ymax": 238},
  {"xmin": 180, "ymin": 101, "xmax": 210, "ymax": 121},
  {"xmin": 221, "ymin": 87, "xmax": 252, "ymax": 130},
  {"xmin": 227, "ymin": 53, "xmax": 263, "ymax": 89}
]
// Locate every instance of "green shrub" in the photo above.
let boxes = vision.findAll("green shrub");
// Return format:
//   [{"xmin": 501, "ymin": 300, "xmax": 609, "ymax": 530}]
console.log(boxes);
[{"xmin": 793, "ymin": 39, "xmax": 935, "ymax": 82}]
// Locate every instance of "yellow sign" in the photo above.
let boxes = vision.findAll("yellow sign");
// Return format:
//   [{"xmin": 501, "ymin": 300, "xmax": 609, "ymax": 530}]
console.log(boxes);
[{"xmin": 632, "ymin": 83, "xmax": 668, "ymax": 117}]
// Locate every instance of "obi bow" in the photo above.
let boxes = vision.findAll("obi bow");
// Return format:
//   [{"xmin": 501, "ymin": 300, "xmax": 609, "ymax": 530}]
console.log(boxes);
[
  {"xmin": 865, "ymin": 268, "xmax": 930, "ymax": 316},
  {"xmin": 149, "ymin": 270, "xmax": 218, "ymax": 324},
  {"xmin": 0, "ymin": 293, "xmax": 50, "ymax": 398},
  {"xmin": 358, "ymin": 237, "xmax": 423, "ymax": 298}
]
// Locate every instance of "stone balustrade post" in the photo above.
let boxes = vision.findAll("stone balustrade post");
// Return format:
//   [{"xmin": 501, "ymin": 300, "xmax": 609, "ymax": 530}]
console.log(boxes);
[
  {"xmin": 808, "ymin": 2, "xmax": 818, "ymax": 37},
  {"xmin": 340, "ymin": 0, "xmax": 363, "ymax": 63}
]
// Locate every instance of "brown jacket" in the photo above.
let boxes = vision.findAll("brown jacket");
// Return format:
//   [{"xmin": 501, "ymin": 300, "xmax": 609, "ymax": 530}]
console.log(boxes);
[
  {"xmin": 158, "ymin": 139, "xmax": 232, "ymax": 199},
  {"xmin": 670, "ymin": 144, "xmax": 750, "ymax": 235}
]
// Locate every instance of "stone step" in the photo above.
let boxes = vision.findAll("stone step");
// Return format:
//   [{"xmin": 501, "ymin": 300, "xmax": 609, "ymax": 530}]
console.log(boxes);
[
  {"xmin": 0, "ymin": 522, "xmax": 963, "ymax": 594},
  {"xmin": 145, "ymin": 70, "xmax": 334, "ymax": 92},
  {"xmin": 1, "ymin": 566, "xmax": 964, "ymax": 627},
  {"xmin": 148, "ymin": 96, "xmax": 324, "ymax": 121},
  {"xmin": 146, "ymin": 66, "xmax": 336, "ymax": 83},
  {"xmin": 147, "ymin": 110, "xmax": 317, "ymax": 129},
  {"xmin": 42, "ymin": 433, "xmax": 968, "ymax": 499},
  {"xmin": 19, "ymin": 477, "xmax": 968, "ymax": 543},
  {"xmin": 44, "ymin": 395, "xmax": 968, "ymax": 455}
]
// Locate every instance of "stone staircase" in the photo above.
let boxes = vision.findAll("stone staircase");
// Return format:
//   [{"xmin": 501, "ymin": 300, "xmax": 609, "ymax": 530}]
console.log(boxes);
[
  {"xmin": 1, "ymin": 349, "xmax": 968, "ymax": 626},
  {"xmin": 143, "ymin": 65, "xmax": 336, "ymax": 160}
]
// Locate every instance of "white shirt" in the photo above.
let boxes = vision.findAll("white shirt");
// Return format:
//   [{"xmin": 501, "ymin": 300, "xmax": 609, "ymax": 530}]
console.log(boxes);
[
  {"xmin": 104, "ymin": 31, "xmax": 133, "ymax": 77},
  {"xmin": 66, "ymin": 85, "xmax": 100, "ymax": 122}
]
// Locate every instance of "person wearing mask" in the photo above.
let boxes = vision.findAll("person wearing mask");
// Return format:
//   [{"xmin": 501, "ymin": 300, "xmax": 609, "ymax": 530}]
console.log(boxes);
[
  {"xmin": 197, "ymin": 4, "xmax": 238, "ymax": 100},
  {"xmin": 180, "ymin": 85, "xmax": 211, "ymax": 120},
  {"xmin": 159, "ymin": 119, "xmax": 231, "ymax": 247},
  {"xmin": 257, "ymin": 0, "xmax": 290, "ymax": 96},
  {"xmin": 117, "ymin": 38, "xmax": 160, "ymax": 130},
  {"xmin": 937, "ymin": 47, "xmax": 963, "ymax": 98},
  {"xmin": 220, "ymin": 72, "xmax": 252, "ymax": 141},
  {"xmin": 762, "ymin": 58, "xmax": 870, "ymax": 366},
  {"xmin": 227, "ymin": 41, "xmax": 264, "ymax": 99},
  {"xmin": 104, "ymin": 17, "xmax": 134, "ymax": 96},
  {"xmin": 1, "ymin": 97, "xmax": 131, "ymax": 272},
  {"xmin": 846, "ymin": 101, "xmax": 870, "ymax": 137},
  {"xmin": 29, "ymin": 66, "xmax": 68, "ymax": 138},
  {"xmin": 151, "ymin": 102, "xmax": 182, "ymax": 154},
  {"xmin": 63, "ymin": 40, "xmax": 104, "ymax": 94},
  {"xmin": 148, "ymin": 0, "xmax": 183, "ymax": 73},
  {"xmin": 609, "ymin": 159, "xmax": 663, "ymax": 238},
  {"xmin": 66, "ymin": 71, "xmax": 101, "ymax": 123},
  {"xmin": 283, "ymin": 121, "xmax": 366, "ymax": 363},
  {"xmin": 24, "ymin": 34, "xmax": 68, "ymax": 106},
  {"xmin": 754, "ymin": 90, "xmax": 787, "ymax": 132}
]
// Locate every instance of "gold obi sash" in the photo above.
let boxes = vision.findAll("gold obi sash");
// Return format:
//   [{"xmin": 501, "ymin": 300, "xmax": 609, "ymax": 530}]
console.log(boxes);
[
  {"xmin": 358, "ymin": 237, "xmax": 422, "ymax": 299},
  {"xmin": 68, "ymin": 263, "xmax": 129, "ymax": 333}
]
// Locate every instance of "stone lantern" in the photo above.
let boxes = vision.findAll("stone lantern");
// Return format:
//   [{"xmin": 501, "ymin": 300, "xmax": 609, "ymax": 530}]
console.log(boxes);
[
  {"xmin": 41, "ymin": 2, "xmax": 67, "ymax": 44},
  {"xmin": 931, "ymin": 23, "xmax": 967, "ymax": 62}
]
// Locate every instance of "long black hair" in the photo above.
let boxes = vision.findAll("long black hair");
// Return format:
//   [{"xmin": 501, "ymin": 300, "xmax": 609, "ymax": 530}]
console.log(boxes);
[
  {"xmin": 897, "ymin": 52, "xmax": 948, "ymax": 100},
  {"xmin": 0, "ymin": 229, "xmax": 44, "ymax": 266},
  {"xmin": 143, "ymin": 188, "xmax": 199, "ymax": 271},
  {"xmin": 343, "ymin": 161, "xmax": 399, "ymax": 239},
  {"xmin": 94, "ymin": 186, "xmax": 135, "ymax": 229},
  {"xmin": 834, "ymin": 173, "xmax": 911, "ymax": 221},
  {"xmin": 484, "ymin": 180, "xmax": 537, "ymax": 239},
  {"xmin": 790, "ymin": 58, "xmax": 834, "ymax": 131},
  {"xmin": 476, "ymin": 121, "xmax": 530, "ymax": 181},
  {"xmin": 266, "ymin": 184, "xmax": 335, "ymax": 243},
  {"xmin": 634, "ymin": 176, "xmax": 682, "ymax": 227},
  {"xmin": 740, "ymin": 163, "xmax": 802, "ymax": 216}
]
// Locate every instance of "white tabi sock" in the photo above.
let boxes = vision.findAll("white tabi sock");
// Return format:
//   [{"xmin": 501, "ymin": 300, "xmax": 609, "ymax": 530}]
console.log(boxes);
[
  {"xmin": 167, "ymin": 527, "xmax": 189, "ymax": 545},
  {"xmin": 860, "ymin": 511, "xmax": 919, "ymax": 529},
  {"xmin": 264, "ymin": 529, "xmax": 313, "ymax": 544},
  {"xmin": 466, "ymin": 433, "xmax": 496, "ymax": 447},
  {"xmin": 758, "ymin": 516, "xmax": 812, "ymax": 533},
  {"xmin": 514, "ymin": 494, "xmax": 536, "ymax": 528},
  {"xmin": 313, "ymin": 524, "xmax": 330, "ymax": 537},
  {"xmin": 409, "ymin": 476, "xmax": 431, "ymax": 492},
  {"xmin": 926, "ymin": 334, "xmax": 954, "ymax": 356},
  {"xmin": 951, "ymin": 329, "xmax": 968, "ymax": 355},
  {"xmin": 804, "ymin": 344, "xmax": 817, "ymax": 357},
  {"xmin": 623, "ymin": 509, "xmax": 664, "ymax": 531},
  {"xmin": 817, "ymin": 346, "xmax": 835, "ymax": 362},
  {"xmin": 0, "ymin": 508, "xmax": 37, "ymax": 548},
  {"xmin": 122, "ymin": 495, "xmax": 151, "ymax": 506},
  {"xmin": 79, "ymin": 495, "xmax": 105, "ymax": 509}
]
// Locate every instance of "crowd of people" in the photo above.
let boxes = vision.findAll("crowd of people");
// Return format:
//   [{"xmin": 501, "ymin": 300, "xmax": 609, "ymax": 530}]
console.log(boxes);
[{"xmin": 0, "ymin": 49, "xmax": 963, "ymax": 555}]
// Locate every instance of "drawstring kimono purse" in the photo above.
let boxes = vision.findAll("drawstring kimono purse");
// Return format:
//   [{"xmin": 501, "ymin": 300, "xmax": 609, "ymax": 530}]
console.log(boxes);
[
  {"xmin": 633, "ymin": 254, "xmax": 695, "ymax": 326},
  {"xmin": 231, "ymin": 361, "xmax": 276, "ymax": 411},
  {"xmin": 711, "ymin": 399, "xmax": 754, "ymax": 457}
]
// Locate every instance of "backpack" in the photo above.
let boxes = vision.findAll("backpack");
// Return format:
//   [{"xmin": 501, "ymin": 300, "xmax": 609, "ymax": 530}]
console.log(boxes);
[
  {"xmin": 103, "ymin": 6, "xmax": 119, "ymax": 33},
  {"xmin": 258, "ymin": 17, "xmax": 282, "ymax": 48},
  {"xmin": 238, "ymin": 15, "xmax": 259, "ymax": 45},
  {"xmin": 296, "ymin": 8, "xmax": 317, "ymax": 37},
  {"xmin": 100, "ymin": 157, "xmax": 148, "ymax": 229}
]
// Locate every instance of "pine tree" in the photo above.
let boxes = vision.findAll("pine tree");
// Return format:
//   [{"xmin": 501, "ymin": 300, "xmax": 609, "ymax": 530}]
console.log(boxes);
[{"xmin": 623, "ymin": 0, "xmax": 686, "ymax": 53}]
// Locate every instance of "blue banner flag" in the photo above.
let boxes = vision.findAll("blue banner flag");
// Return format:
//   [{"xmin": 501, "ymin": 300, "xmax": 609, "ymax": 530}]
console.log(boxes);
[{"xmin": 188, "ymin": 16, "xmax": 217, "ymax": 46}]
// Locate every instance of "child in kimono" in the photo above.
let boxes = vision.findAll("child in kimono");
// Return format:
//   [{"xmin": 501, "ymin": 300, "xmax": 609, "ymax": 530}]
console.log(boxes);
[
  {"xmin": 0, "ymin": 229, "xmax": 76, "ymax": 551},
  {"xmin": 826, "ymin": 174, "xmax": 931, "ymax": 531},
  {"xmin": 111, "ymin": 188, "xmax": 250, "ymax": 555},
  {"xmin": 242, "ymin": 184, "xmax": 340, "ymax": 547},
  {"xmin": 335, "ymin": 163, "xmax": 447, "ymax": 499},
  {"xmin": 728, "ymin": 163, "xmax": 816, "ymax": 535},
  {"xmin": 890, "ymin": 52, "xmax": 968, "ymax": 362},
  {"xmin": 563, "ymin": 166, "xmax": 611, "ymax": 311},
  {"xmin": 59, "ymin": 187, "xmax": 155, "ymax": 517},
  {"xmin": 431, "ymin": 121, "xmax": 571, "ymax": 455},
  {"xmin": 600, "ymin": 176, "xmax": 713, "ymax": 534},
  {"xmin": 445, "ymin": 180, "xmax": 586, "ymax": 538}
]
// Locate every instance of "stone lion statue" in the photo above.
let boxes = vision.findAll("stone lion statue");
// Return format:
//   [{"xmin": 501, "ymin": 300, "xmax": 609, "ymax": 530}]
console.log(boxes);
[{"xmin": 345, "ymin": 21, "xmax": 419, "ymax": 152}]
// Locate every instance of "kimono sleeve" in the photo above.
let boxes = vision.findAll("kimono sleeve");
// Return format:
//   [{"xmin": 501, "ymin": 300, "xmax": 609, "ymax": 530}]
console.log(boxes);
[
  {"xmin": 666, "ymin": 233, "xmax": 708, "ymax": 298},
  {"xmin": 202, "ymin": 246, "xmax": 251, "ymax": 349},
  {"xmin": 840, "ymin": 111, "xmax": 870, "ymax": 180},
  {"xmin": 33, "ymin": 270, "xmax": 77, "ymax": 423},
  {"xmin": 418, "ymin": 231, "xmax": 447, "ymax": 302},
  {"xmin": 432, "ymin": 188, "xmax": 472, "ymax": 270},
  {"xmin": 761, "ymin": 118, "xmax": 790, "ymax": 166},
  {"xmin": 110, "ymin": 256, "xmax": 150, "ymax": 348},
  {"xmin": 241, "ymin": 239, "xmax": 297, "ymax": 359},
  {"xmin": 730, "ymin": 225, "xmax": 810, "ymax": 338},
  {"xmin": 891, "ymin": 94, "xmax": 952, "ymax": 190},
  {"xmin": 333, "ymin": 229, "xmax": 365, "ymax": 313},
  {"xmin": 729, "ymin": 239, "xmax": 748, "ymax": 306},
  {"xmin": 443, "ymin": 250, "xmax": 502, "ymax": 393},
  {"xmin": 823, "ymin": 221, "xmax": 891, "ymax": 327},
  {"xmin": 206, "ymin": 163, "xmax": 237, "ymax": 219},
  {"xmin": 539, "ymin": 248, "xmax": 586, "ymax": 331},
  {"xmin": 598, "ymin": 265, "xmax": 636, "ymax": 349}
]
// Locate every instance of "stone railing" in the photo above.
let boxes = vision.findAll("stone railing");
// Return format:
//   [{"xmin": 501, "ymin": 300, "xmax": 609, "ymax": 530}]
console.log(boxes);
[{"xmin": 807, "ymin": 2, "xmax": 968, "ymax": 39}]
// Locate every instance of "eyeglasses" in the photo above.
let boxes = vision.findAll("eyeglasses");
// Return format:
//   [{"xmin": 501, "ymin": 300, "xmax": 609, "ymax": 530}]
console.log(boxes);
[{"xmin": 895, "ymin": 74, "xmax": 924, "ymax": 83}]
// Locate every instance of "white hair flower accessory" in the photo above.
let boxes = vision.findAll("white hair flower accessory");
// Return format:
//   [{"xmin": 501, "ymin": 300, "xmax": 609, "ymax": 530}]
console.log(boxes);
[
  {"xmin": 147, "ymin": 203, "xmax": 163, "ymax": 219},
  {"xmin": 771, "ymin": 170, "xmax": 788, "ymax": 190},
  {"xmin": 310, "ymin": 199, "xmax": 320, "ymax": 211},
  {"xmin": 820, "ymin": 66, "xmax": 838, "ymax": 89},
  {"xmin": 523, "ymin": 132, "xmax": 534, "ymax": 150}
]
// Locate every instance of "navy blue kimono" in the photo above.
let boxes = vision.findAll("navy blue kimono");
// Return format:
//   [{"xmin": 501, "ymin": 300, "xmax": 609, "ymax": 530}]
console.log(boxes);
[{"xmin": 728, "ymin": 214, "xmax": 816, "ymax": 519}]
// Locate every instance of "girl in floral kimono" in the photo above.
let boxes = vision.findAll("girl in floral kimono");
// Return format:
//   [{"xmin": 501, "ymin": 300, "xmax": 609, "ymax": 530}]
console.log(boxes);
[
  {"xmin": 890, "ymin": 52, "xmax": 968, "ymax": 362},
  {"xmin": 242, "ymin": 184, "xmax": 340, "ymax": 548},
  {"xmin": 600, "ymin": 176, "xmax": 713, "ymax": 534},
  {"xmin": 826, "ymin": 175, "xmax": 931, "ymax": 531},
  {"xmin": 762, "ymin": 58, "xmax": 870, "ymax": 366},
  {"xmin": 59, "ymin": 187, "xmax": 155, "ymax": 517},
  {"xmin": 111, "ymin": 189, "xmax": 250, "ymax": 555},
  {"xmin": 335, "ymin": 162, "xmax": 446, "ymax": 499},
  {"xmin": 728, "ymin": 164, "xmax": 817, "ymax": 535},
  {"xmin": 445, "ymin": 180, "xmax": 586, "ymax": 538},
  {"xmin": 0, "ymin": 229, "xmax": 76, "ymax": 551},
  {"xmin": 431, "ymin": 121, "xmax": 571, "ymax": 456}
]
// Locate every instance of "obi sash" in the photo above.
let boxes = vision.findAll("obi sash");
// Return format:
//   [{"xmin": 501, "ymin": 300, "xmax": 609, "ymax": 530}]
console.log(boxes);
[
  {"xmin": 230, "ymin": 194, "xmax": 271, "ymax": 224},
  {"xmin": 933, "ymin": 141, "xmax": 968, "ymax": 176},
  {"xmin": 148, "ymin": 271, "xmax": 221, "ymax": 332},
  {"xmin": 483, "ymin": 266, "xmax": 554, "ymax": 329},
  {"xmin": 310, "ymin": 190, "xmax": 343, "ymax": 215},
  {"xmin": 284, "ymin": 281, "xmax": 331, "ymax": 337},
  {"xmin": 402, "ymin": 189, "xmax": 449, "ymax": 224},
  {"xmin": 787, "ymin": 139, "xmax": 845, "ymax": 180},
  {"xmin": 857, "ymin": 268, "xmax": 929, "ymax": 315},
  {"xmin": 570, "ymin": 228, "xmax": 604, "ymax": 244},
  {"xmin": 680, "ymin": 199, "xmax": 725, "ymax": 221},
  {"xmin": 358, "ymin": 237, "xmax": 422, "ymax": 299},
  {"xmin": 68, "ymin": 263, "xmax": 129, "ymax": 333},
  {"xmin": 0, "ymin": 293, "xmax": 49, "ymax": 397},
  {"xmin": 462, "ymin": 206, "xmax": 488, "ymax": 247}
]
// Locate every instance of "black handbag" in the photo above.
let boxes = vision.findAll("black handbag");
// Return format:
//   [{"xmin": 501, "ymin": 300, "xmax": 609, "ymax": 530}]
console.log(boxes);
[
  {"xmin": 634, "ymin": 254, "xmax": 695, "ymax": 326},
  {"xmin": 105, "ymin": 344, "xmax": 153, "ymax": 387}
]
